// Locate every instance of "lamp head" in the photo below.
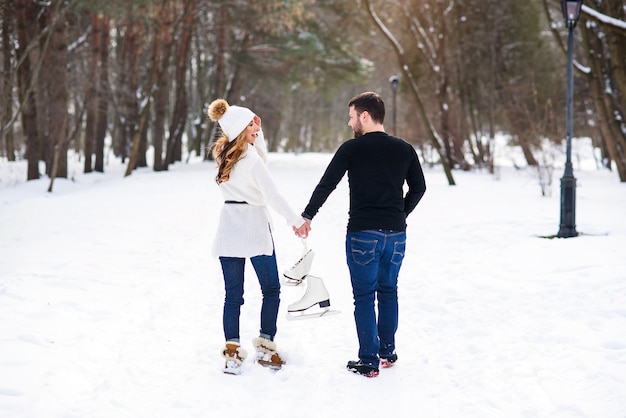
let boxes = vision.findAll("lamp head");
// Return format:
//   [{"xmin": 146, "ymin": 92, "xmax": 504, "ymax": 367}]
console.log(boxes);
[
  {"xmin": 389, "ymin": 75, "xmax": 399, "ymax": 91},
  {"xmin": 560, "ymin": 0, "xmax": 584, "ymax": 29}
]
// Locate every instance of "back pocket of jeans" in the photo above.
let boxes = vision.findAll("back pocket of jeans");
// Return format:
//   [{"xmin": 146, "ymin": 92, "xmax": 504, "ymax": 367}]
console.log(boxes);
[
  {"xmin": 391, "ymin": 240, "xmax": 406, "ymax": 265},
  {"xmin": 350, "ymin": 238, "xmax": 377, "ymax": 265}
]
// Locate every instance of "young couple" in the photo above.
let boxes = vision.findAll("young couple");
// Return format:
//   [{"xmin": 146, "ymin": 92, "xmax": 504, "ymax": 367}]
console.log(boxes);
[{"xmin": 207, "ymin": 92, "xmax": 426, "ymax": 377}]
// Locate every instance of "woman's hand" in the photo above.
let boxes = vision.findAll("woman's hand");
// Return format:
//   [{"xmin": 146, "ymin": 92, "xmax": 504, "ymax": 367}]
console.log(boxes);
[{"xmin": 293, "ymin": 218, "xmax": 311, "ymax": 238}]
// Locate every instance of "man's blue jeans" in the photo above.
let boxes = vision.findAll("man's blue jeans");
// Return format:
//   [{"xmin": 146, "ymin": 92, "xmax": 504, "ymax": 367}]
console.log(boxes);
[
  {"xmin": 346, "ymin": 230, "xmax": 406, "ymax": 367},
  {"xmin": 219, "ymin": 252, "xmax": 281, "ymax": 343}
]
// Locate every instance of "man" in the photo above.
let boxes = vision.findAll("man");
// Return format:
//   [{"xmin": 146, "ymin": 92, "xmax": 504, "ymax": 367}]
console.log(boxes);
[{"xmin": 296, "ymin": 91, "xmax": 426, "ymax": 377}]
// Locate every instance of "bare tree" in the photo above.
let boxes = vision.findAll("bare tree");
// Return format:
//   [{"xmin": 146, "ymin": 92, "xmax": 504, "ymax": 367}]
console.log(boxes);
[
  {"xmin": 362, "ymin": 0, "xmax": 456, "ymax": 185},
  {"xmin": 14, "ymin": 0, "xmax": 38, "ymax": 179},
  {"xmin": 1, "ymin": 0, "xmax": 16, "ymax": 161},
  {"xmin": 44, "ymin": 2, "xmax": 70, "ymax": 191},
  {"xmin": 94, "ymin": 14, "xmax": 109, "ymax": 173},
  {"xmin": 544, "ymin": 0, "xmax": 626, "ymax": 181},
  {"xmin": 165, "ymin": 0, "xmax": 198, "ymax": 168}
]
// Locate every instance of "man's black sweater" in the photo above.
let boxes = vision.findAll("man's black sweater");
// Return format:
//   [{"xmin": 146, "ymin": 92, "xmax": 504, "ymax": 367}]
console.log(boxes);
[{"xmin": 302, "ymin": 131, "xmax": 426, "ymax": 232}]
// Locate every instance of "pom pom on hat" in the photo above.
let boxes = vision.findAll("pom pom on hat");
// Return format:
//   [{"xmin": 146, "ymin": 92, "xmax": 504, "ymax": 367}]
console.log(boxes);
[
  {"xmin": 207, "ymin": 98, "xmax": 255, "ymax": 142},
  {"xmin": 207, "ymin": 99, "xmax": 228, "ymax": 122}
]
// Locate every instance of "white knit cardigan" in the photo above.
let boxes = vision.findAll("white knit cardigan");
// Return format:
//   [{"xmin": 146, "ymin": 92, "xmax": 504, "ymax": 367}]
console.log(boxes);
[{"xmin": 212, "ymin": 131, "xmax": 303, "ymax": 257}]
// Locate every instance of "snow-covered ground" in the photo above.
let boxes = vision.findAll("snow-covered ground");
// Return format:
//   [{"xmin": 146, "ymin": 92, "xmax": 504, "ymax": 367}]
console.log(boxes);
[{"xmin": 1, "ymin": 142, "xmax": 625, "ymax": 418}]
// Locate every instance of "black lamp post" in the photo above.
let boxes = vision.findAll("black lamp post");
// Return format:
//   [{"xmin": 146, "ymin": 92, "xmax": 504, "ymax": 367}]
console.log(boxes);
[
  {"xmin": 389, "ymin": 75, "xmax": 399, "ymax": 136},
  {"xmin": 557, "ymin": 0, "xmax": 583, "ymax": 238}
]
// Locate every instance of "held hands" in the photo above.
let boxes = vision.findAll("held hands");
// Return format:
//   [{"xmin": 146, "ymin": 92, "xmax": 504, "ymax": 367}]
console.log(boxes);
[{"xmin": 293, "ymin": 218, "xmax": 311, "ymax": 238}]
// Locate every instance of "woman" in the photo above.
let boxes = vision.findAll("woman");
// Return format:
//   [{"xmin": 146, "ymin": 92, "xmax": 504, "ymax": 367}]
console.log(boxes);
[{"xmin": 207, "ymin": 98, "xmax": 305, "ymax": 375}]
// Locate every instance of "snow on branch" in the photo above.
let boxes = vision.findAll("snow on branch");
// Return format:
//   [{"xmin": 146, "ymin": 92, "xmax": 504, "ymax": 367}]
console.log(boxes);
[{"xmin": 582, "ymin": 4, "xmax": 626, "ymax": 33}]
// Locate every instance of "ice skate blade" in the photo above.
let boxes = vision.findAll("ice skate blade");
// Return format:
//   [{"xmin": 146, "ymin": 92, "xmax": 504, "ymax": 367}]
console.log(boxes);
[
  {"xmin": 286, "ymin": 308, "xmax": 341, "ymax": 321},
  {"xmin": 282, "ymin": 274, "xmax": 305, "ymax": 286},
  {"xmin": 287, "ymin": 298, "xmax": 331, "ymax": 312}
]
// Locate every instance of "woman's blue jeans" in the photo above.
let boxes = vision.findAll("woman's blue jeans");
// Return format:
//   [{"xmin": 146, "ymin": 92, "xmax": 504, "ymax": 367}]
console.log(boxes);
[
  {"xmin": 219, "ymin": 252, "xmax": 281, "ymax": 343},
  {"xmin": 346, "ymin": 230, "xmax": 406, "ymax": 367}
]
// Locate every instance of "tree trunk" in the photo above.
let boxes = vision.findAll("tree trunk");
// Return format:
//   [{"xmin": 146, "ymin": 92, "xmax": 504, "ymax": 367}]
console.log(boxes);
[
  {"xmin": 603, "ymin": 0, "xmax": 626, "ymax": 104},
  {"xmin": 137, "ymin": 112, "xmax": 149, "ymax": 168},
  {"xmin": 94, "ymin": 15, "xmax": 109, "ymax": 173},
  {"xmin": 122, "ymin": 22, "xmax": 141, "ymax": 166},
  {"xmin": 84, "ymin": 13, "xmax": 101, "ymax": 174},
  {"xmin": 125, "ymin": 0, "xmax": 167, "ymax": 176},
  {"xmin": 166, "ymin": 0, "xmax": 197, "ymax": 166},
  {"xmin": 518, "ymin": 136, "xmax": 539, "ymax": 167},
  {"xmin": 203, "ymin": 2, "xmax": 227, "ymax": 161},
  {"xmin": 1, "ymin": 0, "xmax": 16, "ymax": 161},
  {"xmin": 124, "ymin": 101, "xmax": 152, "ymax": 177},
  {"xmin": 189, "ymin": 32, "xmax": 203, "ymax": 160},
  {"xmin": 581, "ymin": 16, "xmax": 626, "ymax": 181},
  {"xmin": 46, "ymin": 3, "xmax": 69, "ymax": 190},
  {"xmin": 15, "ymin": 0, "xmax": 40, "ymax": 180},
  {"xmin": 599, "ymin": 4, "xmax": 626, "ymax": 181},
  {"xmin": 152, "ymin": 3, "xmax": 173, "ymax": 172}
]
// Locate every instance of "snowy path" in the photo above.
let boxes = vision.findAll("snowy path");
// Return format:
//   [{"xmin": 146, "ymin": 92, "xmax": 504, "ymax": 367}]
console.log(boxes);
[{"xmin": 1, "ymin": 153, "xmax": 625, "ymax": 418}]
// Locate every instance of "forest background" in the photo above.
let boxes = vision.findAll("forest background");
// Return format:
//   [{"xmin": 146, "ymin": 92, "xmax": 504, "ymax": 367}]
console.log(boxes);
[{"xmin": 0, "ymin": 0, "xmax": 625, "ymax": 189}]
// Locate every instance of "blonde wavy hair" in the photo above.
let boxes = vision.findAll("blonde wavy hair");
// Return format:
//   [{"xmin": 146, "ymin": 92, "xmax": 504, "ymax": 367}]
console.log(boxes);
[
  {"xmin": 210, "ymin": 131, "xmax": 248, "ymax": 184},
  {"xmin": 207, "ymin": 98, "xmax": 249, "ymax": 184}
]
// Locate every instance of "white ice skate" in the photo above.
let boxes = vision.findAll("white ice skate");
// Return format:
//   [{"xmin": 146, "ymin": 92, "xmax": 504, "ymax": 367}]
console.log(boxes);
[
  {"xmin": 282, "ymin": 245, "xmax": 315, "ymax": 286},
  {"xmin": 286, "ymin": 275, "xmax": 340, "ymax": 320}
]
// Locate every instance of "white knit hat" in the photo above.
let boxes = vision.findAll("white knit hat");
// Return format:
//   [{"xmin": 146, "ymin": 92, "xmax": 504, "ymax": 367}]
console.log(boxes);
[{"xmin": 218, "ymin": 105, "xmax": 255, "ymax": 142}]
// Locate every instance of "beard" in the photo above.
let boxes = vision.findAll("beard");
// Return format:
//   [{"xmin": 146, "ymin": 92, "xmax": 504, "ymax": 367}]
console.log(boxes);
[{"xmin": 352, "ymin": 120, "xmax": 364, "ymax": 138}]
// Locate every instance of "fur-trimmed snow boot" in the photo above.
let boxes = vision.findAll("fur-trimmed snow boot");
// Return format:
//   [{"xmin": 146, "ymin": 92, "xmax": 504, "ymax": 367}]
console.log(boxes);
[
  {"xmin": 221, "ymin": 341, "xmax": 248, "ymax": 375},
  {"xmin": 252, "ymin": 337, "xmax": 285, "ymax": 370},
  {"xmin": 287, "ymin": 275, "xmax": 330, "ymax": 312},
  {"xmin": 283, "ymin": 248, "xmax": 314, "ymax": 285}
]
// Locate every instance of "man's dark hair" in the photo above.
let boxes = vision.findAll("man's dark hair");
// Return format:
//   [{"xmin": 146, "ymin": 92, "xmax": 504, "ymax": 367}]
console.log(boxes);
[{"xmin": 349, "ymin": 92, "xmax": 385, "ymax": 124}]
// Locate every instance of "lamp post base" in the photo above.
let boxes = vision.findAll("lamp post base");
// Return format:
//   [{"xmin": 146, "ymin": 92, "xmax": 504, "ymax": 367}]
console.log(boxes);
[
  {"xmin": 557, "ymin": 226, "xmax": 578, "ymax": 238},
  {"xmin": 557, "ymin": 173, "xmax": 578, "ymax": 238}
]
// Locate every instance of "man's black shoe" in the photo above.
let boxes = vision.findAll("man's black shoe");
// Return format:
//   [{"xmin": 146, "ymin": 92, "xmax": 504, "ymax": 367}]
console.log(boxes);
[
  {"xmin": 346, "ymin": 360, "xmax": 379, "ymax": 377},
  {"xmin": 380, "ymin": 352, "xmax": 398, "ymax": 368}
]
